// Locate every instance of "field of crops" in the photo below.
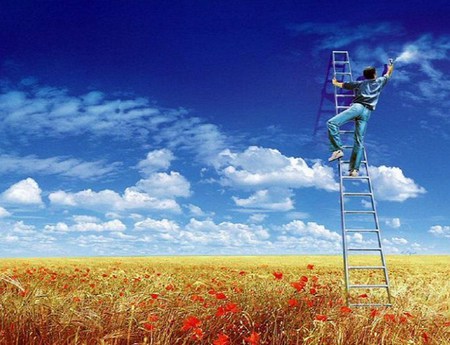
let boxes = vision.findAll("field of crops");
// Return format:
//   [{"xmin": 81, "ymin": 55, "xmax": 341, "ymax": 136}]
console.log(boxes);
[{"xmin": 0, "ymin": 255, "xmax": 449, "ymax": 344}]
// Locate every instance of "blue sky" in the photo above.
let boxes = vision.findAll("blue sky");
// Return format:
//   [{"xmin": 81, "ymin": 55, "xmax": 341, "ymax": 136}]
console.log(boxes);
[{"xmin": 0, "ymin": 0, "xmax": 449, "ymax": 257}]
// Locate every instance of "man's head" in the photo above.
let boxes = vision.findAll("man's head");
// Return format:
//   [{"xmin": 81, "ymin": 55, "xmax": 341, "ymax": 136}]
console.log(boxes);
[{"xmin": 363, "ymin": 66, "xmax": 377, "ymax": 79}]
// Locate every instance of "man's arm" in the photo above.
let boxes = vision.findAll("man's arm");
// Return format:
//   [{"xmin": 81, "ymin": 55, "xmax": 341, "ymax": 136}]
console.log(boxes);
[
  {"xmin": 332, "ymin": 78, "xmax": 344, "ymax": 88},
  {"xmin": 385, "ymin": 63, "xmax": 394, "ymax": 78}
]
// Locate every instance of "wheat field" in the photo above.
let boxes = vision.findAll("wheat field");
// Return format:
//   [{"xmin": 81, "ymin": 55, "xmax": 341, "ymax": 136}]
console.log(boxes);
[{"xmin": 0, "ymin": 255, "xmax": 449, "ymax": 344}]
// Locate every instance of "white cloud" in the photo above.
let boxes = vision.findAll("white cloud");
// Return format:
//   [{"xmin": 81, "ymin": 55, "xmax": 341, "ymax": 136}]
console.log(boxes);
[
  {"xmin": 289, "ymin": 21, "xmax": 402, "ymax": 50},
  {"xmin": 280, "ymin": 220, "xmax": 341, "ymax": 242},
  {"xmin": 12, "ymin": 221, "xmax": 36, "ymax": 234},
  {"xmin": 134, "ymin": 218, "xmax": 180, "ymax": 232},
  {"xmin": 0, "ymin": 154, "xmax": 120, "ymax": 179},
  {"xmin": 217, "ymin": 146, "xmax": 338, "ymax": 192},
  {"xmin": 137, "ymin": 149, "xmax": 175, "ymax": 175},
  {"xmin": 2, "ymin": 178, "xmax": 43, "ymax": 205},
  {"xmin": 248, "ymin": 213, "xmax": 267, "ymax": 223},
  {"xmin": 134, "ymin": 217, "xmax": 270, "ymax": 247},
  {"xmin": 133, "ymin": 171, "xmax": 191, "ymax": 198},
  {"xmin": 0, "ymin": 206, "xmax": 11, "ymax": 217},
  {"xmin": 49, "ymin": 188, "xmax": 181, "ymax": 213},
  {"xmin": 369, "ymin": 166, "xmax": 426, "ymax": 202},
  {"xmin": 429, "ymin": 225, "xmax": 450, "ymax": 238},
  {"xmin": 232, "ymin": 189, "xmax": 294, "ymax": 211},
  {"xmin": 45, "ymin": 219, "xmax": 126, "ymax": 232},
  {"xmin": 0, "ymin": 83, "xmax": 230, "ymax": 163},
  {"xmin": 385, "ymin": 217, "xmax": 401, "ymax": 228},
  {"xmin": 391, "ymin": 237, "xmax": 408, "ymax": 245}
]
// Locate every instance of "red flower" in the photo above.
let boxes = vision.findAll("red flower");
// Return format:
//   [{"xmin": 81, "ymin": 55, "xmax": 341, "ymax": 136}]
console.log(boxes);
[
  {"xmin": 225, "ymin": 302, "xmax": 240, "ymax": 313},
  {"xmin": 143, "ymin": 322, "xmax": 154, "ymax": 331},
  {"xmin": 340, "ymin": 306, "xmax": 352, "ymax": 314},
  {"xmin": 151, "ymin": 293, "xmax": 159, "ymax": 299},
  {"xmin": 358, "ymin": 293, "xmax": 368, "ymax": 298},
  {"xmin": 444, "ymin": 321, "xmax": 450, "ymax": 327},
  {"xmin": 384, "ymin": 314, "xmax": 396, "ymax": 322},
  {"xmin": 245, "ymin": 331, "xmax": 260, "ymax": 345},
  {"xmin": 182, "ymin": 316, "xmax": 201, "ymax": 331},
  {"xmin": 307, "ymin": 264, "xmax": 314, "ymax": 270},
  {"xmin": 288, "ymin": 298, "xmax": 299, "ymax": 307},
  {"xmin": 216, "ymin": 306, "xmax": 226, "ymax": 317},
  {"xmin": 300, "ymin": 276, "xmax": 308, "ymax": 282},
  {"xmin": 315, "ymin": 314, "xmax": 328, "ymax": 322},
  {"xmin": 165, "ymin": 284, "xmax": 175, "ymax": 291},
  {"xmin": 309, "ymin": 288, "xmax": 317, "ymax": 295},
  {"xmin": 290, "ymin": 281, "xmax": 306, "ymax": 292},
  {"xmin": 370, "ymin": 309, "xmax": 380, "ymax": 318},
  {"xmin": 422, "ymin": 332, "xmax": 430, "ymax": 344},
  {"xmin": 215, "ymin": 292, "xmax": 227, "ymax": 300},
  {"xmin": 213, "ymin": 333, "xmax": 230, "ymax": 345},
  {"xmin": 273, "ymin": 271, "xmax": 283, "ymax": 280},
  {"xmin": 191, "ymin": 328, "xmax": 204, "ymax": 340}
]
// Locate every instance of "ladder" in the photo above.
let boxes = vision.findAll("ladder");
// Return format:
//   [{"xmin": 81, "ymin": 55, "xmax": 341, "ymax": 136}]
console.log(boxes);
[{"xmin": 331, "ymin": 51, "xmax": 392, "ymax": 307}]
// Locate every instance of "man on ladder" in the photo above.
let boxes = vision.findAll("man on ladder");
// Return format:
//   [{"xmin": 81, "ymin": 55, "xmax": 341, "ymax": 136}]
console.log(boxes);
[{"xmin": 327, "ymin": 60, "xmax": 395, "ymax": 176}]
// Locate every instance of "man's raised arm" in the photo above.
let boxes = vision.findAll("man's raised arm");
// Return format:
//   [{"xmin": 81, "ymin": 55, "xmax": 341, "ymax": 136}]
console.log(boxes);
[{"xmin": 332, "ymin": 78, "xmax": 344, "ymax": 88}]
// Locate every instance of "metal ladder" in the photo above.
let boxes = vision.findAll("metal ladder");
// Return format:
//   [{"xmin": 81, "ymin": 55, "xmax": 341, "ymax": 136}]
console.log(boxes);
[{"xmin": 331, "ymin": 51, "xmax": 392, "ymax": 307}]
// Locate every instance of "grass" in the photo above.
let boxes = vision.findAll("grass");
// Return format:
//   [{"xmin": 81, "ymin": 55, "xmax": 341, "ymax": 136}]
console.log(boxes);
[{"xmin": 0, "ymin": 255, "xmax": 449, "ymax": 344}]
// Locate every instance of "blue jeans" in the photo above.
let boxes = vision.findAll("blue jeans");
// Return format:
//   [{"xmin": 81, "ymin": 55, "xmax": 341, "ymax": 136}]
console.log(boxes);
[{"xmin": 327, "ymin": 103, "xmax": 372, "ymax": 172}]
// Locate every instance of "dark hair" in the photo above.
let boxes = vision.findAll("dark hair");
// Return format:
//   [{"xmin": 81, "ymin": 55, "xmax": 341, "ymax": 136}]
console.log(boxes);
[{"xmin": 363, "ymin": 66, "xmax": 376, "ymax": 79}]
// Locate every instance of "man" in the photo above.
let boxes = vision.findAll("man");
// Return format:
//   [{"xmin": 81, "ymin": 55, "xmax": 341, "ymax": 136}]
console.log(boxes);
[{"xmin": 327, "ymin": 60, "xmax": 394, "ymax": 176}]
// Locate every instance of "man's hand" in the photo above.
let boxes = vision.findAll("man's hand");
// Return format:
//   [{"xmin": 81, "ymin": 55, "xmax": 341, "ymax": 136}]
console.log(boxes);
[
  {"xmin": 332, "ymin": 78, "xmax": 344, "ymax": 88},
  {"xmin": 385, "ymin": 63, "xmax": 394, "ymax": 78}
]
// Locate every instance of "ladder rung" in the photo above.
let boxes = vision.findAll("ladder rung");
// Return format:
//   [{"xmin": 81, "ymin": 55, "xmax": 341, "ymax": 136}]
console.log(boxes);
[
  {"xmin": 342, "ymin": 176, "xmax": 370, "ymax": 180},
  {"xmin": 341, "ymin": 160, "xmax": 367, "ymax": 164},
  {"xmin": 345, "ymin": 229, "xmax": 379, "ymax": 232},
  {"xmin": 342, "ymin": 145, "xmax": 354, "ymax": 149},
  {"xmin": 348, "ymin": 266, "xmax": 385, "ymax": 270},
  {"xmin": 336, "ymin": 94, "xmax": 354, "ymax": 97},
  {"xmin": 335, "ymin": 72, "xmax": 352, "ymax": 75},
  {"xmin": 349, "ymin": 284, "xmax": 388, "ymax": 288},
  {"xmin": 349, "ymin": 303, "xmax": 392, "ymax": 307},
  {"xmin": 343, "ymin": 193, "xmax": 372, "ymax": 197},
  {"xmin": 348, "ymin": 248, "xmax": 382, "ymax": 251},
  {"xmin": 344, "ymin": 210, "xmax": 376, "ymax": 214},
  {"xmin": 337, "ymin": 106, "xmax": 350, "ymax": 109},
  {"xmin": 339, "ymin": 130, "xmax": 354, "ymax": 134}
]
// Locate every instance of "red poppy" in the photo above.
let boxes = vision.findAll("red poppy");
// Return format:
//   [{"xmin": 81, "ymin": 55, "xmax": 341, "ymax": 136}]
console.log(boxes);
[
  {"xmin": 244, "ymin": 331, "xmax": 260, "ymax": 345},
  {"xmin": 340, "ymin": 306, "xmax": 352, "ymax": 314},
  {"xmin": 300, "ymin": 276, "xmax": 308, "ymax": 282},
  {"xmin": 143, "ymin": 322, "xmax": 154, "ymax": 331},
  {"xmin": 225, "ymin": 302, "xmax": 240, "ymax": 313},
  {"xmin": 422, "ymin": 332, "xmax": 430, "ymax": 344},
  {"xmin": 191, "ymin": 328, "xmax": 204, "ymax": 340},
  {"xmin": 384, "ymin": 314, "xmax": 396, "ymax": 322},
  {"xmin": 307, "ymin": 264, "xmax": 314, "ymax": 270},
  {"xmin": 288, "ymin": 298, "xmax": 299, "ymax": 307},
  {"xmin": 213, "ymin": 333, "xmax": 230, "ymax": 345},
  {"xmin": 151, "ymin": 293, "xmax": 159, "ymax": 299},
  {"xmin": 370, "ymin": 309, "xmax": 380, "ymax": 318},
  {"xmin": 358, "ymin": 293, "xmax": 368, "ymax": 298},
  {"xmin": 309, "ymin": 288, "xmax": 317, "ymax": 295},
  {"xmin": 182, "ymin": 316, "xmax": 201, "ymax": 331},
  {"xmin": 315, "ymin": 314, "xmax": 328, "ymax": 321},
  {"xmin": 290, "ymin": 281, "xmax": 306, "ymax": 292},
  {"xmin": 215, "ymin": 292, "xmax": 227, "ymax": 300},
  {"xmin": 273, "ymin": 271, "xmax": 283, "ymax": 280}
]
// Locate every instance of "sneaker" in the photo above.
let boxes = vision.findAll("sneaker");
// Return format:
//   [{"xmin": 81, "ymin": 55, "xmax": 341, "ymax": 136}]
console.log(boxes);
[
  {"xmin": 328, "ymin": 150, "xmax": 344, "ymax": 162},
  {"xmin": 349, "ymin": 170, "xmax": 359, "ymax": 177}
]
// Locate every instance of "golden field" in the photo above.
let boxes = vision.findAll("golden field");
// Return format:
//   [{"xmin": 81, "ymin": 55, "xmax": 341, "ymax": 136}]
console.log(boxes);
[{"xmin": 0, "ymin": 255, "xmax": 449, "ymax": 345}]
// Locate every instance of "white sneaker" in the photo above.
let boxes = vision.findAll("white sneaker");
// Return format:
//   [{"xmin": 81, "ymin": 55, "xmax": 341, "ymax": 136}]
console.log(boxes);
[
  {"xmin": 328, "ymin": 150, "xmax": 344, "ymax": 162},
  {"xmin": 349, "ymin": 170, "xmax": 359, "ymax": 177}
]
